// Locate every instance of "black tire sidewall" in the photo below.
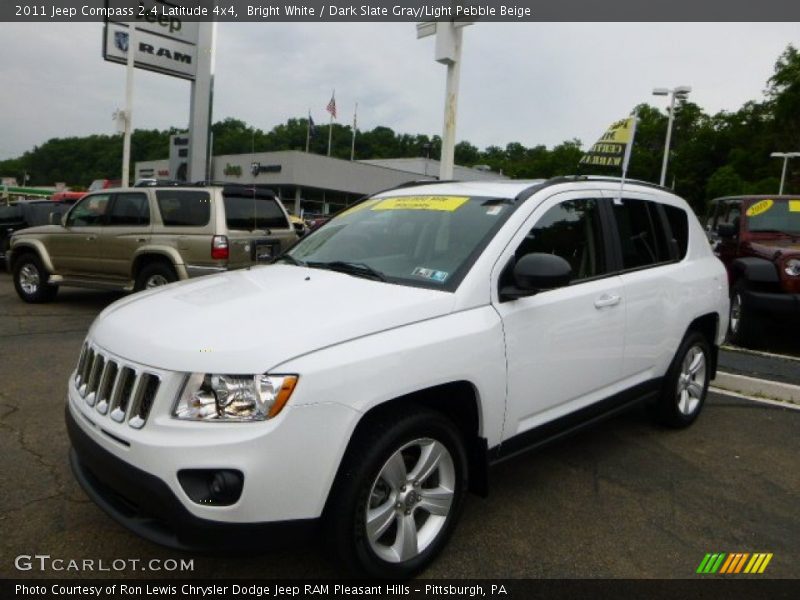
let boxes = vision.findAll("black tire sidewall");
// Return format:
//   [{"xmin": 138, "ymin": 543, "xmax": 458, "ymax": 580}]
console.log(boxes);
[
  {"xmin": 658, "ymin": 332, "xmax": 711, "ymax": 427},
  {"xmin": 729, "ymin": 281, "xmax": 756, "ymax": 347},
  {"xmin": 329, "ymin": 410, "xmax": 468, "ymax": 578},
  {"xmin": 135, "ymin": 262, "xmax": 177, "ymax": 291}
]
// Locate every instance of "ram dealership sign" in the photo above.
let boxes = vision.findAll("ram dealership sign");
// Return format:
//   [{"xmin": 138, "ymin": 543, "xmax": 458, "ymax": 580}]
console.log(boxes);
[{"xmin": 103, "ymin": 0, "xmax": 200, "ymax": 80}]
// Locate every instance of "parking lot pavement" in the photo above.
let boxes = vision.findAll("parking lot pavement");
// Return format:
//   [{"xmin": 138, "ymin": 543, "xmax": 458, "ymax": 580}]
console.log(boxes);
[
  {"xmin": 1, "ymin": 272, "xmax": 799, "ymax": 579},
  {"xmin": 719, "ymin": 346, "xmax": 800, "ymax": 386}
]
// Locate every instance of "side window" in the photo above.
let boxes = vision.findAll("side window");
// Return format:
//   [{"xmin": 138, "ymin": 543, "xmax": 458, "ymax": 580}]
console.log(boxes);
[
  {"xmin": 662, "ymin": 204, "xmax": 689, "ymax": 260},
  {"xmin": 66, "ymin": 194, "xmax": 111, "ymax": 227},
  {"xmin": 156, "ymin": 191, "xmax": 211, "ymax": 227},
  {"xmin": 108, "ymin": 193, "xmax": 150, "ymax": 226},
  {"xmin": 515, "ymin": 198, "xmax": 607, "ymax": 281},
  {"xmin": 612, "ymin": 199, "xmax": 671, "ymax": 269},
  {"xmin": 719, "ymin": 201, "xmax": 741, "ymax": 227}
]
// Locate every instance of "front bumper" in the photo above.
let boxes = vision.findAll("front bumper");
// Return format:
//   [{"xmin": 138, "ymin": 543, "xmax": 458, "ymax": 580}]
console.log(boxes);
[
  {"xmin": 741, "ymin": 289, "xmax": 800, "ymax": 316},
  {"xmin": 67, "ymin": 406, "xmax": 318, "ymax": 552}
]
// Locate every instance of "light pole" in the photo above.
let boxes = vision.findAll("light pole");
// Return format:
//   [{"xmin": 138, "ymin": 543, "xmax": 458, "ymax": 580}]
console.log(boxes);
[
  {"xmin": 770, "ymin": 152, "xmax": 800, "ymax": 194},
  {"xmin": 653, "ymin": 85, "xmax": 691, "ymax": 187}
]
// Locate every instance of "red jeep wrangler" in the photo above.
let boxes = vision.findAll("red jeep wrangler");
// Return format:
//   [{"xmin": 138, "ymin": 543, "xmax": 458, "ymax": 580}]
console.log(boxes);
[{"xmin": 707, "ymin": 195, "xmax": 800, "ymax": 347}]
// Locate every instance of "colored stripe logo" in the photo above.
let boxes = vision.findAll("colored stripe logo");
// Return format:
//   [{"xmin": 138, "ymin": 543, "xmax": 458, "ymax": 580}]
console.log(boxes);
[{"xmin": 697, "ymin": 553, "xmax": 773, "ymax": 574}]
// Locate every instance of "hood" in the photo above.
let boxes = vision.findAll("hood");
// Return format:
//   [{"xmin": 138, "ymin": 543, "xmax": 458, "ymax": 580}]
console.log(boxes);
[
  {"xmin": 750, "ymin": 239, "xmax": 800, "ymax": 259},
  {"xmin": 90, "ymin": 265, "xmax": 455, "ymax": 373},
  {"xmin": 15, "ymin": 225, "xmax": 63, "ymax": 236}
]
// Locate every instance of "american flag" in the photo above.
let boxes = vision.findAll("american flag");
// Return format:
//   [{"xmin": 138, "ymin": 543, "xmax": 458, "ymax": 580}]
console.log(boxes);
[{"xmin": 326, "ymin": 94, "xmax": 337, "ymax": 119}]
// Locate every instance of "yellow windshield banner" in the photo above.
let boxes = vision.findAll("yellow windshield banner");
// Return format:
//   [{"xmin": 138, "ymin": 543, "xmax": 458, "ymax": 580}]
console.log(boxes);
[
  {"xmin": 746, "ymin": 199, "xmax": 774, "ymax": 217},
  {"xmin": 339, "ymin": 198, "xmax": 382, "ymax": 217},
  {"xmin": 372, "ymin": 196, "xmax": 470, "ymax": 212},
  {"xmin": 789, "ymin": 200, "xmax": 800, "ymax": 212}
]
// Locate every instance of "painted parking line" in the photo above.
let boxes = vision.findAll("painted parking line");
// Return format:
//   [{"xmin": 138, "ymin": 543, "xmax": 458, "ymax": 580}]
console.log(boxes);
[
  {"xmin": 710, "ymin": 385, "xmax": 800, "ymax": 411},
  {"xmin": 722, "ymin": 344, "xmax": 800, "ymax": 362}
]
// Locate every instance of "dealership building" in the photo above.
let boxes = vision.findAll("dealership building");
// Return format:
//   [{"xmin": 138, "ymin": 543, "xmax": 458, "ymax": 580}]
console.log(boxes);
[{"xmin": 135, "ymin": 151, "xmax": 507, "ymax": 217}]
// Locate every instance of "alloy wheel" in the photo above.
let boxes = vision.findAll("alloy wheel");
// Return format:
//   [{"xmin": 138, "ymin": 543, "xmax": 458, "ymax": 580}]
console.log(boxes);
[{"xmin": 676, "ymin": 345, "xmax": 707, "ymax": 416}]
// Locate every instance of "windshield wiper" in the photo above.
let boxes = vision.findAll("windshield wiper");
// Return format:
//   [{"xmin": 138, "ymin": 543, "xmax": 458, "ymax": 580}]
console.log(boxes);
[
  {"xmin": 306, "ymin": 260, "xmax": 387, "ymax": 281},
  {"xmin": 274, "ymin": 253, "xmax": 307, "ymax": 266}
]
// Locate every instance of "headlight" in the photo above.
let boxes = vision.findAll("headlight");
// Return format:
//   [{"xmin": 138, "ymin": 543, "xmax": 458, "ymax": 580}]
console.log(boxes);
[
  {"xmin": 785, "ymin": 258, "xmax": 800, "ymax": 277},
  {"xmin": 173, "ymin": 373, "xmax": 298, "ymax": 421}
]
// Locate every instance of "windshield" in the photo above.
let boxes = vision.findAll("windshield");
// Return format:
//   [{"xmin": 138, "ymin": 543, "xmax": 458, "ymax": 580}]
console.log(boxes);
[
  {"xmin": 746, "ymin": 198, "xmax": 800, "ymax": 235},
  {"xmin": 285, "ymin": 194, "xmax": 515, "ymax": 290}
]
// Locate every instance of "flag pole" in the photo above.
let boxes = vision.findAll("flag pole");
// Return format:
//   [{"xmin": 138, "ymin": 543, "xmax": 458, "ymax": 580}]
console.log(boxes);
[
  {"xmin": 305, "ymin": 109, "xmax": 311, "ymax": 153},
  {"xmin": 327, "ymin": 91, "xmax": 335, "ymax": 157},
  {"xmin": 617, "ymin": 111, "xmax": 638, "ymax": 203},
  {"xmin": 350, "ymin": 102, "xmax": 357, "ymax": 161}
]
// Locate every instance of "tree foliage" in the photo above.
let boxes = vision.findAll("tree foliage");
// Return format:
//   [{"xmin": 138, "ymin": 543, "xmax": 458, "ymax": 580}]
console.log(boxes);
[{"xmin": 3, "ymin": 45, "xmax": 800, "ymax": 213}]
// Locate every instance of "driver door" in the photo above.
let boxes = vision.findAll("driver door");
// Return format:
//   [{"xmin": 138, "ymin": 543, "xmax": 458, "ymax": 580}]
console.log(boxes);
[
  {"xmin": 48, "ymin": 193, "xmax": 111, "ymax": 277},
  {"xmin": 491, "ymin": 191, "xmax": 626, "ymax": 447}
]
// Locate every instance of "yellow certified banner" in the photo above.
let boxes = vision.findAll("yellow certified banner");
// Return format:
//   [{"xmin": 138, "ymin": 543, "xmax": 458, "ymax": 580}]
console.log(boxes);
[
  {"xmin": 372, "ymin": 196, "xmax": 470, "ymax": 212},
  {"xmin": 789, "ymin": 200, "xmax": 800, "ymax": 212},
  {"xmin": 746, "ymin": 199, "xmax": 774, "ymax": 217}
]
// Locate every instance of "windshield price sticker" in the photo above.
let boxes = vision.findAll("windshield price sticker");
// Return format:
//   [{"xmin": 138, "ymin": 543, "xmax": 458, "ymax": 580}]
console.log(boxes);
[
  {"xmin": 789, "ymin": 200, "xmax": 800, "ymax": 212},
  {"xmin": 372, "ymin": 196, "xmax": 470, "ymax": 212},
  {"xmin": 746, "ymin": 199, "xmax": 774, "ymax": 217}
]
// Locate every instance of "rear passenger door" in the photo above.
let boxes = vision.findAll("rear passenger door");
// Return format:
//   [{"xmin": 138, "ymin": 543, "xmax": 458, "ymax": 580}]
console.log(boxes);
[
  {"xmin": 493, "ymin": 191, "xmax": 626, "ymax": 443},
  {"xmin": 154, "ymin": 189, "xmax": 215, "ymax": 271},
  {"xmin": 604, "ymin": 192, "xmax": 684, "ymax": 382}
]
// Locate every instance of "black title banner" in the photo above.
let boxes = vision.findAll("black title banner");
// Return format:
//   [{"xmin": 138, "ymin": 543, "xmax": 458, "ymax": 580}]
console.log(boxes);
[{"xmin": 3, "ymin": 0, "xmax": 800, "ymax": 22}]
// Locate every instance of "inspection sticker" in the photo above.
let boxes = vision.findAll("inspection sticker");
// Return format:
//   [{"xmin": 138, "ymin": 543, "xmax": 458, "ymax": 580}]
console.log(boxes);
[
  {"xmin": 790, "ymin": 200, "xmax": 800, "ymax": 212},
  {"xmin": 412, "ymin": 267, "xmax": 449, "ymax": 282},
  {"xmin": 746, "ymin": 199, "xmax": 773, "ymax": 217},
  {"xmin": 372, "ymin": 196, "xmax": 469, "ymax": 212}
]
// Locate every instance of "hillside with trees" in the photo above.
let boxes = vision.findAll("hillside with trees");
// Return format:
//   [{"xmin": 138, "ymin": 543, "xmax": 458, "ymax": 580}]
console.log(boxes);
[{"xmin": 2, "ymin": 45, "xmax": 798, "ymax": 212}]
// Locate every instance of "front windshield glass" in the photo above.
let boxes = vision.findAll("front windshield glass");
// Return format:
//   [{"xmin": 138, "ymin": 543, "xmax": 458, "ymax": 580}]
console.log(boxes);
[
  {"xmin": 746, "ymin": 198, "xmax": 800, "ymax": 234},
  {"xmin": 286, "ymin": 194, "xmax": 515, "ymax": 289}
]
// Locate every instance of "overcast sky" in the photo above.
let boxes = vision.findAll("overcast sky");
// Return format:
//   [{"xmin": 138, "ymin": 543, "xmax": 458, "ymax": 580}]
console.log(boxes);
[{"xmin": 0, "ymin": 22, "xmax": 797, "ymax": 161}]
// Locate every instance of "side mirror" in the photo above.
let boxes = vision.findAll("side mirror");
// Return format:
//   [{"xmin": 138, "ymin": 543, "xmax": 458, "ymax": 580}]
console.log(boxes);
[
  {"xmin": 716, "ymin": 222, "xmax": 737, "ymax": 239},
  {"xmin": 501, "ymin": 253, "xmax": 573, "ymax": 300}
]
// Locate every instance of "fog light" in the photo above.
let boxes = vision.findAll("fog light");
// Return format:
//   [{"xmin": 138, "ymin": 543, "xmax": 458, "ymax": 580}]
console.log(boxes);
[{"xmin": 178, "ymin": 469, "xmax": 244, "ymax": 506}]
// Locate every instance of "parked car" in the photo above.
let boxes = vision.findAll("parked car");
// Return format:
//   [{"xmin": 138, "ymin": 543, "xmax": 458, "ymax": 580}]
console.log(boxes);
[
  {"xmin": 66, "ymin": 177, "xmax": 727, "ymax": 577},
  {"xmin": 7, "ymin": 184, "xmax": 297, "ymax": 302},
  {"xmin": 706, "ymin": 195, "xmax": 800, "ymax": 346},
  {"xmin": 0, "ymin": 199, "xmax": 75, "ymax": 265}
]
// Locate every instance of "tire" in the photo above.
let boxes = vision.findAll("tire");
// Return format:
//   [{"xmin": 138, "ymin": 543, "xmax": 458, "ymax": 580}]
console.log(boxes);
[
  {"xmin": 134, "ymin": 262, "xmax": 177, "ymax": 291},
  {"xmin": 12, "ymin": 252, "xmax": 58, "ymax": 303},
  {"xmin": 326, "ymin": 407, "xmax": 468, "ymax": 578},
  {"xmin": 652, "ymin": 331, "xmax": 711, "ymax": 428},
  {"xmin": 728, "ymin": 281, "xmax": 758, "ymax": 348}
]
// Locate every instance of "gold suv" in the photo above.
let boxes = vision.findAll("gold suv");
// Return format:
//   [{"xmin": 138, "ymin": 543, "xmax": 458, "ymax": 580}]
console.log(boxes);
[{"xmin": 7, "ymin": 185, "xmax": 298, "ymax": 303}]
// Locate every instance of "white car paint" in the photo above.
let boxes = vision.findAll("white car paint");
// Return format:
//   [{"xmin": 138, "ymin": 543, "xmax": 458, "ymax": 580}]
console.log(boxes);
[{"xmin": 68, "ymin": 178, "xmax": 729, "ymax": 530}]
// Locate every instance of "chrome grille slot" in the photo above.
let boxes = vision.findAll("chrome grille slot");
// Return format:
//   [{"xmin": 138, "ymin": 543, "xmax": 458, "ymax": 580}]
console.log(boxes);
[
  {"xmin": 129, "ymin": 374, "xmax": 160, "ymax": 429},
  {"xmin": 94, "ymin": 361, "xmax": 117, "ymax": 410},
  {"xmin": 110, "ymin": 367, "xmax": 136, "ymax": 423},
  {"xmin": 78, "ymin": 348, "xmax": 95, "ymax": 396},
  {"xmin": 75, "ymin": 344, "xmax": 88, "ymax": 386},
  {"xmin": 84, "ymin": 355, "xmax": 105, "ymax": 406}
]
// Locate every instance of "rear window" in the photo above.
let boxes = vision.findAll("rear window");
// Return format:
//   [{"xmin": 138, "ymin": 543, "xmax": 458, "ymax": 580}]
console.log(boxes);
[
  {"xmin": 223, "ymin": 195, "xmax": 288, "ymax": 231},
  {"xmin": 663, "ymin": 204, "xmax": 689, "ymax": 260},
  {"xmin": 612, "ymin": 199, "xmax": 671, "ymax": 269},
  {"xmin": 156, "ymin": 191, "xmax": 210, "ymax": 227}
]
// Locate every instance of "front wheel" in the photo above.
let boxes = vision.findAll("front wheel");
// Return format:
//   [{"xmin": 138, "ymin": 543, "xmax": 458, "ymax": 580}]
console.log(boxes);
[
  {"xmin": 13, "ymin": 253, "xmax": 58, "ymax": 303},
  {"xmin": 653, "ymin": 331, "xmax": 711, "ymax": 428},
  {"xmin": 326, "ymin": 408, "xmax": 468, "ymax": 578},
  {"xmin": 728, "ymin": 281, "xmax": 758, "ymax": 347}
]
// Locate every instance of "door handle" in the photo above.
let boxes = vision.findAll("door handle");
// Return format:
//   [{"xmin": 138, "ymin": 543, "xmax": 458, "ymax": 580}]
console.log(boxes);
[
  {"xmin": 136, "ymin": 238, "xmax": 146, "ymax": 243},
  {"xmin": 594, "ymin": 294, "xmax": 621, "ymax": 309},
  {"xmin": 85, "ymin": 235, "xmax": 96, "ymax": 241}
]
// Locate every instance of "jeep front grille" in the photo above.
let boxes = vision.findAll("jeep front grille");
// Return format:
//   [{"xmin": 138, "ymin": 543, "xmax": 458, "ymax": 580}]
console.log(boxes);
[{"xmin": 74, "ymin": 344, "xmax": 160, "ymax": 429}]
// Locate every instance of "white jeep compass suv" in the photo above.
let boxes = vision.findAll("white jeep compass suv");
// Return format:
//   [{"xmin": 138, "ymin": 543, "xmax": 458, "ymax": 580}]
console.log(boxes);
[{"xmin": 66, "ymin": 177, "xmax": 729, "ymax": 577}]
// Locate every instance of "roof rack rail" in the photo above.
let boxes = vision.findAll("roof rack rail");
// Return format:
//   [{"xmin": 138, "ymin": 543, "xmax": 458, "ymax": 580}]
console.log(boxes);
[{"xmin": 543, "ymin": 175, "xmax": 673, "ymax": 193}]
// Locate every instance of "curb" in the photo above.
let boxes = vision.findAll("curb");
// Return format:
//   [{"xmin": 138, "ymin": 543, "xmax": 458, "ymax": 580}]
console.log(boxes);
[{"xmin": 713, "ymin": 371, "xmax": 800, "ymax": 406}]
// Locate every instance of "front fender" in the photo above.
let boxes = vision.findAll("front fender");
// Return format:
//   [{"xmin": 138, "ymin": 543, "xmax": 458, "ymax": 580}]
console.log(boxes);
[
  {"xmin": 9, "ymin": 239, "xmax": 55, "ymax": 273},
  {"xmin": 732, "ymin": 257, "xmax": 779, "ymax": 284}
]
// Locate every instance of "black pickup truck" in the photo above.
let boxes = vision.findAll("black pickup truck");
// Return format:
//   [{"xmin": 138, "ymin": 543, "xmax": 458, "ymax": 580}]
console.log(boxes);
[{"xmin": 0, "ymin": 200, "xmax": 75, "ymax": 266}]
